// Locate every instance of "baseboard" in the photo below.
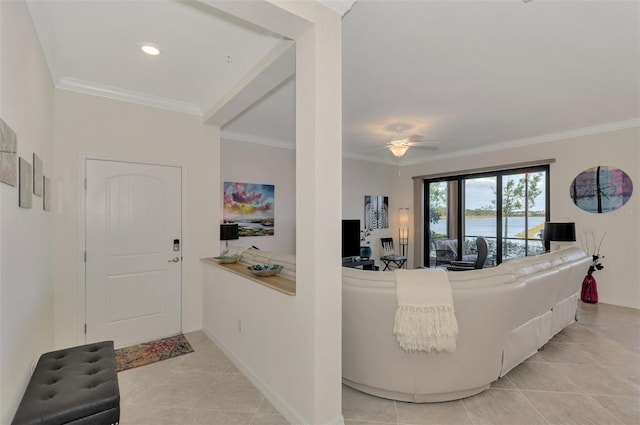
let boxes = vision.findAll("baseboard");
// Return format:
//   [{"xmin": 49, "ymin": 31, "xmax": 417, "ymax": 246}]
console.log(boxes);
[
  {"xmin": 325, "ymin": 415, "xmax": 346, "ymax": 425},
  {"xmin": 202, "ymin": 327, "xmax": 317, "ymax": 425}
]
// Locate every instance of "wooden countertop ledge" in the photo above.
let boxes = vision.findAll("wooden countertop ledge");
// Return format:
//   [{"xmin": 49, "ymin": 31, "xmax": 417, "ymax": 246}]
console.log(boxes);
[{"xmin": 201, "ymin": 257, "xmax": 296, "ymax": 296}]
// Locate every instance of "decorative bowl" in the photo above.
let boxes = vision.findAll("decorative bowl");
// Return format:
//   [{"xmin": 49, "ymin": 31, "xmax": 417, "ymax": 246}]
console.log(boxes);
[
  {"xmin": 247, "ymin": 263, "xmax": 283, "ymax": 277},
  {"xmin": 213, "ymin": 255, "xmax": 242, "ymax": 264}
]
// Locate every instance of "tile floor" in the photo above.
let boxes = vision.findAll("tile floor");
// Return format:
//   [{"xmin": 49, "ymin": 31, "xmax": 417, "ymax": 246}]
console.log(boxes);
[{"xmin": 118, "ymin": 302, "xmax": 640, "ymax": 425}]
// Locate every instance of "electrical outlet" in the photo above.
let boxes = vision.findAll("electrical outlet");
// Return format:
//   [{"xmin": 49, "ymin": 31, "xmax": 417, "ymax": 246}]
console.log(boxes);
[{"xmin": 238, "ymin": 319, "xmax": 243, "ymax": 333}]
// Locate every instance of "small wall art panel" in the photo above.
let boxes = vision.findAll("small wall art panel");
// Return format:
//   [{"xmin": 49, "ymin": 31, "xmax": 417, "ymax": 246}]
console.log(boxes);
[
  {"xmin": 0, "ymin": 118, "xmax": 17, "ymax": 186},
  {"xmin": 43, "ymin": 176, "xmax": 51, "ymax": 211},
  {"xmin": 364, "ymin": 195, "xmax": 389, "ymax": 229},
  {"xmin": 223, "ymin": 182, "xmax": 275, "ymax": 237},
  {"xmin": 19, "ymin": 157, "xmax": 32, "ymax": 208},
  {"xmin": 570, "ymin": 165, "xmax": 633, "ymax": 214},
  {"xmin": 33, "ymin": 153, "xmax": 43, "ymax": 196}
]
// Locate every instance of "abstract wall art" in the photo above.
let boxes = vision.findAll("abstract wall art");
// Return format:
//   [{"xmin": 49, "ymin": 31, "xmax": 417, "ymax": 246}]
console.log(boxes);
[
  {"xmin": 570, "ymin": 165, "xmax": 633, "ymax": 214},
  {"xmin": 223, "ymin": 181, "xmax": 275, "ymax": 237},
  {"xmin": 43, "ymin": 176, "xmax": 51, "ymax": 211},
  {"xmin": 364, "ymin": 195, "xmax": 389, "ymax": 229},
  {"xmin": 0, "ymin": 118, "xmax": 17, "ymax": 186},
  {"xmin": 33, "ymin": 153, "xmax": 43, "ymax": 196},
  {"xmin": 18, "ymin": 157, "xmax": 32, "ymax": 208}
]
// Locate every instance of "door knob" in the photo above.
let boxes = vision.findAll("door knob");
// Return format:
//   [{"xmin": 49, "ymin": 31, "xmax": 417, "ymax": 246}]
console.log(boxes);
[{"xmin": 168, "ymin": 257, "xmax": 180, "ymax": 263}]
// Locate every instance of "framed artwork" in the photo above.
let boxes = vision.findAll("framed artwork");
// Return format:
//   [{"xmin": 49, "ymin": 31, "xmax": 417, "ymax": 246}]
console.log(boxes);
[
  {"xmin": 223, "ymin": 182, "xmax": 275, "ymax": 237},
  {"xmin": 0, "ymin": 118, "xmax": 17, "ymax": 186},
  {"xmin": 364, "ymin": 195, "xmax": 389, "ymax": 229},
  {"xmin": 33, "ymin": 153, "xmax": 43, "ymax": 196},
  {"xmin": 570, "ymin": 165, "xmax": 633, "ymax": 214},
  {"xmin": 43, "ymin": 176, "xmax": 51, "ymax": 211},
  {"xmin": 18, "ymin": 157, "xmax": 32, "ymax": 208}
]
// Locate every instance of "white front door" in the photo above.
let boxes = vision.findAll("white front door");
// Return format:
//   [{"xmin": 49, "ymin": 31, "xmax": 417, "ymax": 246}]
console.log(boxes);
[{"xmin": 85, "ymin": 159, "xmax": 182, "ymax": 348}]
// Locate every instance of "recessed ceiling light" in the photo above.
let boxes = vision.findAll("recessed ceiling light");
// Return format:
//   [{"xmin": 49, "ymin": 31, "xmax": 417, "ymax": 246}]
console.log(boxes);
[{"xmin": 140, "ymin": 44, "xmax": 160, "ymax": 56}]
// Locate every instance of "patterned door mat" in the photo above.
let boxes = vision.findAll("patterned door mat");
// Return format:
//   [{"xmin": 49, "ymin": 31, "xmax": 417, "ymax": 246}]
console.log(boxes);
[{"xmin": 115, "ymin": 334, "xmax": 194, "ymax": 372}]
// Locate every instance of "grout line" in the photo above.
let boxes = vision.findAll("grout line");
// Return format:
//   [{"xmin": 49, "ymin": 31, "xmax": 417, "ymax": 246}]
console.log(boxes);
[
  {"xmin": 518, "ymin": 388, "xmax": 551, "ymax": 425},
  {"xmin": 393, "ymin": 400, "xmax": 400, "ymax": 425},
  {"xmin": 459, "ymin": 397, "xmax": 476, "ymax": 425}
]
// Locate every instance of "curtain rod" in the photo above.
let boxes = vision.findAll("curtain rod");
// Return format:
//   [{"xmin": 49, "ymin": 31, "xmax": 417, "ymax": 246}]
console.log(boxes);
[{"xmin": 411, "ymin": 158, "xmax": 556, "ymax": 181}]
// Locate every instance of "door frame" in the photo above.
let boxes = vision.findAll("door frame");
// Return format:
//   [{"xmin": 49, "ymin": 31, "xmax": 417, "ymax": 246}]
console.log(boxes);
[{"xmin": 76, "ymin": 154, "xmax": 187, "ymax": 345}]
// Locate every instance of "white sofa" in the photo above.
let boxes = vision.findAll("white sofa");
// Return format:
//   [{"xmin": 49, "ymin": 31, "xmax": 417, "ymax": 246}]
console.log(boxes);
[{"xmin": 342, "ymin": 247, "xmax": 591, "ymax": 402}]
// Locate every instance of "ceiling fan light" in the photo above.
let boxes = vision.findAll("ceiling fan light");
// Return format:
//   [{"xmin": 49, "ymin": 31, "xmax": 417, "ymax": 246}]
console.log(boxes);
[
  {"xmin": 389, "ymin": 144, "xmax": 409, "ymax": 157},
  {"xmin": 140, "ymin": 44, "xmax": 161, "ymax": 56}
]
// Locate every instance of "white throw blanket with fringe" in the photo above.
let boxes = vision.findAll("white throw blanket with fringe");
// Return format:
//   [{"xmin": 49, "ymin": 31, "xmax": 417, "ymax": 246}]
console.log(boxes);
[{"xmin": 393, "ymin": 269, "xmax": 459, "ymax": 353}]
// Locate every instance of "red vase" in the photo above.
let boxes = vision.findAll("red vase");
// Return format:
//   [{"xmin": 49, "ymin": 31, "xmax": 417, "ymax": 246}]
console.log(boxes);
[{"xmin": 581, "ymin": 274, "xmax": 598, "ymax": 303}]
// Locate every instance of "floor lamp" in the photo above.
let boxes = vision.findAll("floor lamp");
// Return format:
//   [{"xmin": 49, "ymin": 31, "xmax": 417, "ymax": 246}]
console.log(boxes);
[{"xmin": 399, "ymin": 208, "xmax": 409, "ymax": 258}]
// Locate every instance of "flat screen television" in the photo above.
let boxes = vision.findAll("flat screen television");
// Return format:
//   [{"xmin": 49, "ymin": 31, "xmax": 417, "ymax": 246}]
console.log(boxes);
[{"xmin": 342, "ymin": 219, "xmax": 361, "ymax": 259}]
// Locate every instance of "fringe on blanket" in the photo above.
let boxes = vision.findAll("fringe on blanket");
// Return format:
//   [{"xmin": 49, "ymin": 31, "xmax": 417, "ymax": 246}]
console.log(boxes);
[{"xmin": 393, "ymin": 304, "xmax": 459, "ymax": 353}]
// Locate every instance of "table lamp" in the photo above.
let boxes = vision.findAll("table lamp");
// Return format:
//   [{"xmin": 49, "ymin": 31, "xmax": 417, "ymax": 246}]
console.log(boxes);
[
  {"xmin": 220, "ymin": 223, "xmax": 239, "ymax": 249},
  {"xmin": 543, "ymin": 222, "xmax": 576, "ymax": 252}
]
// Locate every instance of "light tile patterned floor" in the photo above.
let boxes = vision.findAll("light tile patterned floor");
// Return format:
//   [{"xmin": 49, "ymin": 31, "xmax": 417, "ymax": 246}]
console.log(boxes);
[{"xmin": 119, "ymin": 302, "xmax": 640, "ymax": 425}]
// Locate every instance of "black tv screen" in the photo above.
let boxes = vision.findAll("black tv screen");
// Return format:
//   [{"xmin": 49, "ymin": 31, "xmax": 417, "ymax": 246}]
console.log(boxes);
[{"xmin": 342, "ymin": 219, "xmax": 361, "ymax": 258}]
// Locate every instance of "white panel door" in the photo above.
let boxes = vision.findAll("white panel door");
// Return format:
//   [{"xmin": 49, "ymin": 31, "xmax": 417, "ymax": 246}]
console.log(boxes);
[{"xmin": 85, "ymin": 159, "xmax": 182, "ymax": 348}]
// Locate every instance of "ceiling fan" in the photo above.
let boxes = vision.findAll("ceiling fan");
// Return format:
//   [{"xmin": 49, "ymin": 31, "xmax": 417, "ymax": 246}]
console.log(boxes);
[{"xmin": 385, "ymin": 134, "xmax": 440, "ymax": 158}]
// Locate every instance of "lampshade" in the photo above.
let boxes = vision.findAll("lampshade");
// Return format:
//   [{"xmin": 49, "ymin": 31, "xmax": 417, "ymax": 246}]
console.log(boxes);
[
  {"xmin": 543, "ymin": 222, "xmax": 576, "ymax": 251},
  {"xmin": 220, "ymin": 223, "xmax": 239, "ymax": 241},
  {"xmin": 389, "ymin": 144, "xmax": 409, "ymax": 157},
  {"xmin": 398, "ymin": 207, "xmax": 410, "ymax": 227}
]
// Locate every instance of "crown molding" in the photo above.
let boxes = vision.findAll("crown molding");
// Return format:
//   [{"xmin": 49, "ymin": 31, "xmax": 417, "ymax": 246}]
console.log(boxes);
[
  {"xmin": 401, "ymin": 119, "xmax": 640, "ymax": 166},
  {"xmin": 57, "ymin": 77, "xmax": 202, "ymax": 116},
  {"xmin": 223, "ymin": 119, "xmax": 638, "ymax": 166},
  {"xmin": 222, "ymin": 130, "xmax": 400, "ymax": 165},
  {"xmin": 318, "ymin": 0, "xmax": 357, "ymax": 16},
  {"xmin": 221, "ymin": 130, "xmax": 295, "ymax": 150},
  {"xmin": 342, "ymin": 151, "xmax": 397, "ymax": 166}
]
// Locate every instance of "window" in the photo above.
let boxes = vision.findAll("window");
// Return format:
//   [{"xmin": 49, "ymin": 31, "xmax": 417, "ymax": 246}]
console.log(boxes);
[{"xmin": 424, "ymin": 165, "xmax": 549, "ymax": 267}]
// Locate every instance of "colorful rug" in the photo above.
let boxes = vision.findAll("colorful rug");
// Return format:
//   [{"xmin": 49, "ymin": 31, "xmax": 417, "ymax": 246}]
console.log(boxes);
[{"xmin": 115, "ymin": 334, "xmax": 194, "ymax": 372}]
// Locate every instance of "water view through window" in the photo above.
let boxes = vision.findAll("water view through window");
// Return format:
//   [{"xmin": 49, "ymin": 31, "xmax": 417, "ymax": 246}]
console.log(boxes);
[{"xmin": 425, "ymin": 166, "xmax": 549, "ymax": 267}]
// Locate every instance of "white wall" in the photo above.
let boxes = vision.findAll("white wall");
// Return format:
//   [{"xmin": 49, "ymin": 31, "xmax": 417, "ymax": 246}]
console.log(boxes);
[
  {"xmin": 399, "ymin": 126, "xmax": 640, "ymax": 308},
  {"xmin": 203, "ymin": 3, "xmax": 344, "ymax": 423},
  {"xmin": 52, "ymin": 90, "xmax": 219, "ymax": 349},
  {"xmin": 342, "ymin": 158, "xmax": 405, "ymax": 264},
  {"xmin": 221, "ymin": 139, "xmax": 295, "ymax": 254},
  {"xmin": 0, "ymin": 1, "xmax": 55, "ymax": 422}
]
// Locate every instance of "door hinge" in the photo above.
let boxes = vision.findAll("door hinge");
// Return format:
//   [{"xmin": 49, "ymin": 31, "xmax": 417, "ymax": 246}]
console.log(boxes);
[
  {"xmin": 84, "ymin": 323, "xmax": 87, "ymax": 334},
  {"xmin": 84, "ymin": 251, "xmax": 87, "ymax": 263},
  {"xmin": 84, "ymin": 178, "xmax": 87, "ymax": 190}
]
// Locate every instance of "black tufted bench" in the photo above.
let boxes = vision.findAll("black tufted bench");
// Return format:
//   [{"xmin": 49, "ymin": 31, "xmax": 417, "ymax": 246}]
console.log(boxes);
[{"xmin": 11, "ymin": 341, "xmax": 120, "ymax": 425}]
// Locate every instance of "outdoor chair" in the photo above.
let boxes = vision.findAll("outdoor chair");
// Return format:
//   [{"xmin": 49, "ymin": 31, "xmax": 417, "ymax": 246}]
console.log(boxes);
[{"xmin": 448, "ymin": 237, "xmax": 488, "ymax": 271}]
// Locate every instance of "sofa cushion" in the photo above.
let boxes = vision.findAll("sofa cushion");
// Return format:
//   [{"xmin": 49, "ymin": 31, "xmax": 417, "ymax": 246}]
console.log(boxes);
[
  {"xmin": 555, "ymin": 247, "xmax": 589, "ymax": 263},
  {"xmin": 448, "ymin": 268, "xmax": 516, "ymax": 289},
  {"xmin": 342, "ymin": 267, "xmax": 395, "ymax": 288},
  {"xmin": 241, "ymin": 248, "xmax": 278, "ymax": 265},
  {"xmin": 498, "ymin": 255, "xmax": 553, "ymax": 278}
]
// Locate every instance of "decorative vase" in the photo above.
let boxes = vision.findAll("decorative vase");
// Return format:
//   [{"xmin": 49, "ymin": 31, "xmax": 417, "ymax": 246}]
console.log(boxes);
[
  {"xmin": 581, "ymin": 274, "xmax": 598, "ymax": 303},
  {"xmin": 360, "ymin": 246, "xmax": 372, "ymax": 260}
]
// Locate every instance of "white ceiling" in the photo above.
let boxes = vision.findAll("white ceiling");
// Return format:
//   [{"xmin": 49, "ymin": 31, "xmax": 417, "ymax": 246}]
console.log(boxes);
[{"xmin": 28, "ymin": 1, "xmax": 639, "ymax": 165}]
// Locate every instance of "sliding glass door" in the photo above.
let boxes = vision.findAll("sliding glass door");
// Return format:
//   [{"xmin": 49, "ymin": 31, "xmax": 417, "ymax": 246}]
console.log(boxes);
[
  {"xmin": 501, "ymin": 171, "xmax": 547, "ymax": 260},
  {"xmin": 424, "ymin": 166, "xmax": 549, "ymax": 267},
  {"xmin": 463, "ymin": 176, "xmax": 497, "ymax": 266}
]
